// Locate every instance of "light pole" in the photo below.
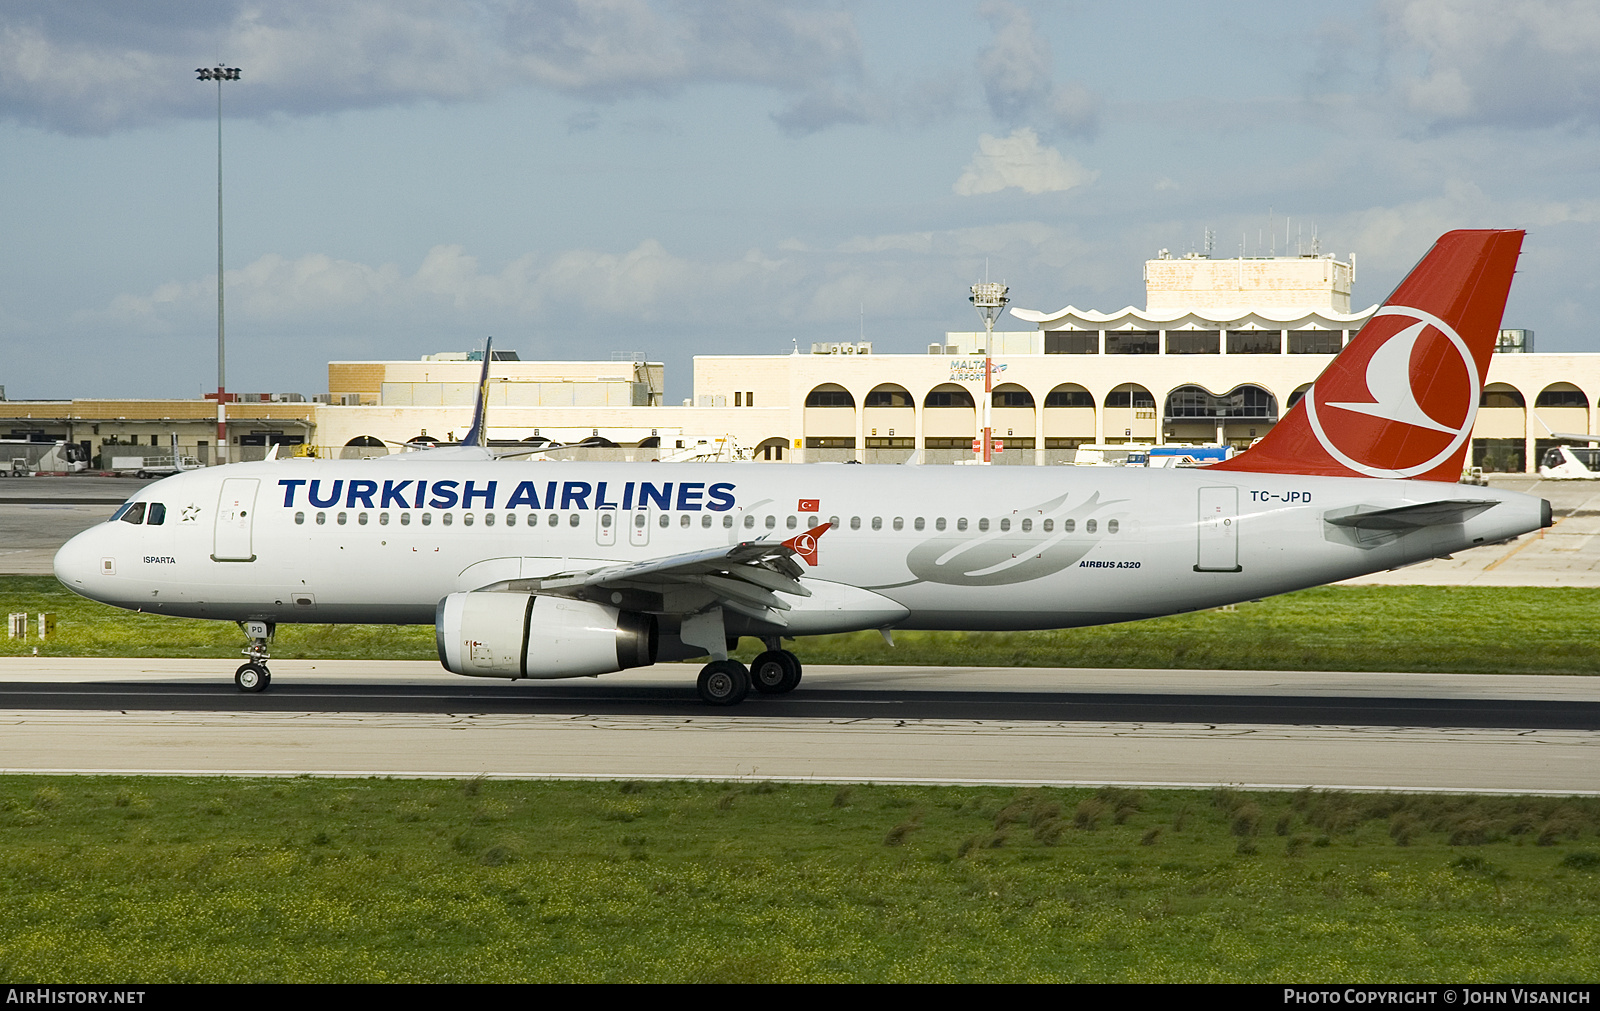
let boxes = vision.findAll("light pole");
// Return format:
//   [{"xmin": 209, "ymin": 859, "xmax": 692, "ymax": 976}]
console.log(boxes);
[
  {"xmin": 969, "ymin": 279, "xmax": 1009, "ymax": 464},
  {"xmin": 197, "ymin": 65, "xmax": 241, "ymax": 464}
]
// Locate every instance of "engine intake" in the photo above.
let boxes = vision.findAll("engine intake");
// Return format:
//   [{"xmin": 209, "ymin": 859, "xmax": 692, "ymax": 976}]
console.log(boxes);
[{"xmin": 436, "ymin": 592, "xmax": 656, "ymax": 679}]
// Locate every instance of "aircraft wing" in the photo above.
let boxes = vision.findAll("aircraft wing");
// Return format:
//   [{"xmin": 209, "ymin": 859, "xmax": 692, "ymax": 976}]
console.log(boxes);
[
  {"xmin": 1324, "ymin": 499, "xmax": 1500, "ymax": 531},
  {"xmin": 530, "ymin": 524, "xmax": 830, "ymax": 626}
]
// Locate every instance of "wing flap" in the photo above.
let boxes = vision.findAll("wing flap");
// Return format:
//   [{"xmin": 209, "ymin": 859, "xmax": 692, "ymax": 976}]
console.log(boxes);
[{"xmin": 534, "ymin": 525, "xmax": 830, "ymax": 624}]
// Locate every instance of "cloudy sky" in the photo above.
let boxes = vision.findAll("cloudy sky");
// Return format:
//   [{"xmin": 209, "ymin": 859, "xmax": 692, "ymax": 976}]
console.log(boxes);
[{"xmin": 3, "ymin": 0, "xmax": 1598, "ymax": 401}]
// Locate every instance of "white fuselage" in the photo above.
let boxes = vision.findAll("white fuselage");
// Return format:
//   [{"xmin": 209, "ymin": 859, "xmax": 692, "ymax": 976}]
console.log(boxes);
[{"xmin": 55, "ymin": 459, "xmax": 1547, "ymax": 637}]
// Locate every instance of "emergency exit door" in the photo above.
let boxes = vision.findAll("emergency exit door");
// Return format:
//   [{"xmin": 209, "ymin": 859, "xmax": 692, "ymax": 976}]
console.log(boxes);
[
  {"xmin": 1194, "ymin": 486, "xmax": 1241, "ymax": 572},
  {"xmin": 213, "ymin": 478, "xmax": 259, "ymax": 562}
]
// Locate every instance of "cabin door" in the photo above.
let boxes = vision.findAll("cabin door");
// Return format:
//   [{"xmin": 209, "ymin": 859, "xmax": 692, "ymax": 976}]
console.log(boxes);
[
  {"xmin": 1194, "ymin": 486, "xmax": 1241, "ymax": 573},
  {"xmin": 213, "ymin": 478, "xmax": 259, "ymax": 562}
]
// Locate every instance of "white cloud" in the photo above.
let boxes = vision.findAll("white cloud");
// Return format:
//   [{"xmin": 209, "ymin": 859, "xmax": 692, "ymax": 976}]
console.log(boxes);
[
  {"xmin": 1377, "ymin": 0, "xmax": 1600, "ymax": 129},
  {"xmin": 0, "ymin": 1, "xmax": 865, "ymax": 133},
  {"xmin": 975, "ymin": 0, "xmax": 1098, "ymax": 137},
  {"xmin": 952, "ymin": 128, "xmax": 1097, "ymax": 197},
  {"xmin": 94, "ymin": 220, "xmax": 1101, "ymax": 337}
]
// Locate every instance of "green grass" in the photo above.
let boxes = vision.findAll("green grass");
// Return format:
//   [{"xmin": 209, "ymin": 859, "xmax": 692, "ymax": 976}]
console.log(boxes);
[
  {"xmin": 4, "ymin": 575, "xmax": 1600, "ymax": 674},
  {"xmin": 0, "ymin": 777, "xmax": 1597, "ymax": 982}
]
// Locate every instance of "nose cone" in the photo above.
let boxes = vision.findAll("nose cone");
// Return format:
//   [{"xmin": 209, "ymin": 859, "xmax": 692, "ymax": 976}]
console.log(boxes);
[{"xmin": 54, "ymin": 526, "xmax": 108, "ymax": 600}]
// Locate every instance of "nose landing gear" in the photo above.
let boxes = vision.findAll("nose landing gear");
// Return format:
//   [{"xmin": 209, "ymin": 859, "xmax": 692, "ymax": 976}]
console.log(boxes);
[{"xmin": 234, "ymin": 619, "xmax": 275, "ymax": 693}]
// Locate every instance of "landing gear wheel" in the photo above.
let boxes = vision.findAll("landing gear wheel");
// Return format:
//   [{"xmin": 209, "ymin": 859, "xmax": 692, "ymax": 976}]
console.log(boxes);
[
  {"xmin": 697, "ymin": 660, "xmax": 750, "ymax": 706},
  {"xmin": 235, "ymin": 662, "xmax": 270, "ymax": 693},
  {"xmin": 750, "ymin": 650, "xmax": 802, "ymax": 694}
]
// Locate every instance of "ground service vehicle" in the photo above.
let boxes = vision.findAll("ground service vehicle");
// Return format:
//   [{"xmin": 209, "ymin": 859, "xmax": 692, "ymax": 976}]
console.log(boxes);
[
  {"xmin": 1, "ymin": 440, "xmax": 88, "ymax": 476},
  {"xmin": 54, "ymin": 231, "xmax": 1551, "ymax": 704}
]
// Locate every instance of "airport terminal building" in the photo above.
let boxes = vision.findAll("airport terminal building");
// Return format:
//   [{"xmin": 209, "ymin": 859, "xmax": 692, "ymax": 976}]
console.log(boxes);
[{"xmin": 4, "ymin": 249, "xmax": 1595, "ymax": 474}]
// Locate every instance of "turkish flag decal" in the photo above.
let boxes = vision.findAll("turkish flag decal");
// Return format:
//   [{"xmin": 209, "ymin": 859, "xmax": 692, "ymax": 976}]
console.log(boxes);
[{"xmin": 797, "ymin": 498, "xmax": 820, "ymax": 512}]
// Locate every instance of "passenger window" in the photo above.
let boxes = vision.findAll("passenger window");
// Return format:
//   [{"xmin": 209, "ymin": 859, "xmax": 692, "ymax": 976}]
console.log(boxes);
[
  {"xmin": 850, "ymin": 516, "xmax": 861, "ymax": 530},
  {"xmin": 723, "ymin": 515, "xmax": 733, "ymax": 528},
  {"xmin": 1108, "ymin": 519, "xmax": 1119, "ymax": 534},
  {"xmin": 914, "ymin": 517, "xmax": 925, "ymax": 531},
  {"xmin": 978, "ymin": 518, "xmax": 990, "ymax": 532},
  {"xmin": 548, "ymin": 513, "xmax": 558, "ymax": 527},
  {"xmin": 871, "ymin": 517, "xmax": 882, "ymax": 531},
  {"xmin": 1021, "ymin": 519, "xmax": 1031, "ymax": 532},
  {"xmin": 764, "ymin": 515, "xmax": 776, "ymax": 530},
  {"xmin": 807, "ymin": 515, "xmax": 819, "ymax": 527},
  {"xmin": 957, "ymin": 518, "xmax": 968, "ymax": 531},
  {"xmin": 786, "ymin": 516, "xmax": 797, "ymax": 530},
  {"xmin": 828, "ymin": 516, "xmax": 840, "ymax": 529},
  {"xmin": 935, "ymin": 517, "xmax": 946, "ymax": 531},
  {"xmin": 421, "ymin": 513, "xmax": 432, "ymax": 526},
  {"xmin": 1064, "ymin": 518, "xmax": 1075, "ymax": 533},
  {"xmin": 442, "ymin": 513, "xmax": 452, "ymax": 526},
  {"xmin": 1042, "ymin": 519, "xmax": 1053, "ymax": 532},
  {"xmin": 316, "ymin": 512, "xmax": 327, "ymax": 525},
  {"xmin": 681, "ymin": 514, "xmax": 690, "ymax": 528},
  {"xmin": 892, "ymin": 517, "xmax": 903, "ymax": 531},
  {"xmin": 295, "ymin": 512, "xmax": 305, "ymax": 525},
  {"xmin": 485, "ymin": 513, "xmax": 495, "ymax": 527},
  {"xmin": 506, "ymin": 513, "xmax": 516, "ymax": 527},
  {"xmin": 659, "ymin": 514, "xmax": 669, "ymax": 528},
  {"xmin": 464, "ymin": 513, "xmax": 475, "ymax": 527},
  {"xmin": 569, "ymin": 513, "xmax": 580, "ymax": 527},
  {"xmin": 120, "ymin": 502, "xmax": 146, "ymax": 525},
  {"xmin": 337, "ymin": 512, "xmax": 348, "ymax": 526},
  {"xmin": 1086, "ymin": 519, "xmax": 1097, "ymax": 534},
  {"xmin": 634, "ymin": 513, "xmax": 646, "ymax": 528},
  {"xmin": 379, "ymin": 512, "xmax": 389, "ymax": 525},
  {"xmin": 400, "ymin": 513, "xmax": 411, "ymax": 526},
  {"xmin": 701, "ymin": 515, "xmax": 712, "ymax": 528},
  {"xmin": 601, "ymin": 512, "xmax": 613, "ymax": 529},
  {"xmin": 744, "ymin": 515, "xmax": 756, "ymax": 529},
  {"xmin": 358, "ymin": 513, "xmax": 368, "ymax": 525},
  {"xmin": 147, "ymin": 503, "xmax": 166, "ymax": 526}
]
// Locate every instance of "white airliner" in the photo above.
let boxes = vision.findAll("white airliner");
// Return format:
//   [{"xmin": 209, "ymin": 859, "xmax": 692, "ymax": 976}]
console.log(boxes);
[{"xmin": 54, "ymin": 230, "xmax": 1550, "ymax": 704}]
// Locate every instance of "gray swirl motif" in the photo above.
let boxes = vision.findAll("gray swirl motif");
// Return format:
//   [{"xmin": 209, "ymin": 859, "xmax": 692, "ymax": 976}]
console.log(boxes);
[{"xmin": 867, "ymin": 491, "xmax": 1129, "ymax": 588}]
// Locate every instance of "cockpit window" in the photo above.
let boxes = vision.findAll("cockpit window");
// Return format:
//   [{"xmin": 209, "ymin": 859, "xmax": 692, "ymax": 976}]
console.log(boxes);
[
  {"xmin": 119, "ymin": 502, "xmax": 147, "ymax": 525},
  {"xmin": 109, "ymin": 503, "xmax": 134, "ymax": 523},
  {"xmin": 147, "ymin": 503, "xmax": 166, "ymax": 526}
]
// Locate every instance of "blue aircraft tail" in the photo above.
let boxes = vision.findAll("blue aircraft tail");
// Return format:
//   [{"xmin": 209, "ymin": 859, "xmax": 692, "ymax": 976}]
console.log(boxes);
[{"xmin": 461, "ymin": 337, "xmax": 493, "ymax": 448}]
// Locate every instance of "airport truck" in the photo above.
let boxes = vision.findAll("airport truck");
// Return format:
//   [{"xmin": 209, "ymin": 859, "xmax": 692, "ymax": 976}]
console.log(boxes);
[{"xmin": 0, "ymin": 440, "xmax": 89, "ymax": 477}]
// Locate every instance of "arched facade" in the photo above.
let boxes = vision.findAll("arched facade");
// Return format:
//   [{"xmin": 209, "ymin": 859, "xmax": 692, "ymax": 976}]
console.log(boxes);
[{"xmin": 340, "ymin": 435, "xmax": 388, "ymax": 460}]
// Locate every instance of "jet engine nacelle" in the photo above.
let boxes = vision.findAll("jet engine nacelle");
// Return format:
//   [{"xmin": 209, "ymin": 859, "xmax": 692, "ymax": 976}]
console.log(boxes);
[{"xmin": 436, "ymin": 592, "xmax": 657, "ymax": 679}]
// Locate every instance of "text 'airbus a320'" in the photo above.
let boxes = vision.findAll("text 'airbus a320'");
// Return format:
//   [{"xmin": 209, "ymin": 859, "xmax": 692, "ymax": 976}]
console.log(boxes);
[{"xmin": 55, "ymin": 230, "xmax": 1550, "ymax": 704}]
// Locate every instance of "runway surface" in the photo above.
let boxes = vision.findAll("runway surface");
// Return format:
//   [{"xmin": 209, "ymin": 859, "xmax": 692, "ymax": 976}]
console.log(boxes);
[{"xmin": 3, "ymin": 659, "xmax": 1597, "ymax": 794}]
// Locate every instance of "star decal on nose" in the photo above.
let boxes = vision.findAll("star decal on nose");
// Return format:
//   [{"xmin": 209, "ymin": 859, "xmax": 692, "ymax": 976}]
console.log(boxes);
[{"xmin": 180, "ymin": 503, "xmax": 202, "ymax": 523}]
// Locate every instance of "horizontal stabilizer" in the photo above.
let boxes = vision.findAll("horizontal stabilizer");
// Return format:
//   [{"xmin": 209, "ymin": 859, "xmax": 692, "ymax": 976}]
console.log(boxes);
[{"xmin": 1324, "ymin": 499, "xmax": 1498, "ymax": 531}]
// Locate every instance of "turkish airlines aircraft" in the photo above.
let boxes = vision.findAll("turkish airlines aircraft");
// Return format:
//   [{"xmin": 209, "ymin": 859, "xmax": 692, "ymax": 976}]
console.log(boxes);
[{"xmin": 54, "ymin": 230, "xmax": 1549, "ymax": 705}]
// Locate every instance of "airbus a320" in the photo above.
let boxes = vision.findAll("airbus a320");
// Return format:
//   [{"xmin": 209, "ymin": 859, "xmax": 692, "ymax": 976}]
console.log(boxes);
[{"xmin": 54, "ymin": 230, "xmax": 1550, "ymax": 704}]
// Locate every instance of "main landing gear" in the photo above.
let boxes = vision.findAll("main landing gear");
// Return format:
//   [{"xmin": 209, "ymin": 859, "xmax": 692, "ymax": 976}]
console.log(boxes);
[
  {"xmin": 696, "ymin": 640, "xmax": 803, "ymax": 706},
  {"xmin": 234, "ymin": 620, "xmax": 275, "ymax": 693}
]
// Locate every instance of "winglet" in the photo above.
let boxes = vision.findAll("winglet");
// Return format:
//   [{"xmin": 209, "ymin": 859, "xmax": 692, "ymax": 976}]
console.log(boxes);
[
  {"xmin": 782, "ymin": 522, "xmax": 831, "ymax": 567},
  {"xmin": 461, "ymin": 337, "xmax": 494, "ymax": 448},
  {"xmin": 1211, "ymin": 229, "xmax": 1524, "ymax": 482}
]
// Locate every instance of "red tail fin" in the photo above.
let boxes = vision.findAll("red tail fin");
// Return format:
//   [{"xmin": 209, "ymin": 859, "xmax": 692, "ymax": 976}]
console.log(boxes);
[{"xmin": 1211, "ymin": 229, "xmax": 1523, "ymax": 482}]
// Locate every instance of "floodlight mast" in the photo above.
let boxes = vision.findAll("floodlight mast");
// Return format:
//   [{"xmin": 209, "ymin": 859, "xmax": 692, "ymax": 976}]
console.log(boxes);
[
  {"xmin": 969, "ymin": 280, "xmax": 1009, "ymax": 464},
  {"xmin": 196, "ymin": 65, "xmax": 241, "ymax": 464}
]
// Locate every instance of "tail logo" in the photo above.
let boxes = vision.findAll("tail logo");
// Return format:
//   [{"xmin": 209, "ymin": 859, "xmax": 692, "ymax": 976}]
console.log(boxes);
[
  {"xmin": 782, "ymin": 522, "xmax": 831, "ymax": 567},
  {"xmin": 1304, "ymin": 305, "xmax": 1479, "ymax": 479}
]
